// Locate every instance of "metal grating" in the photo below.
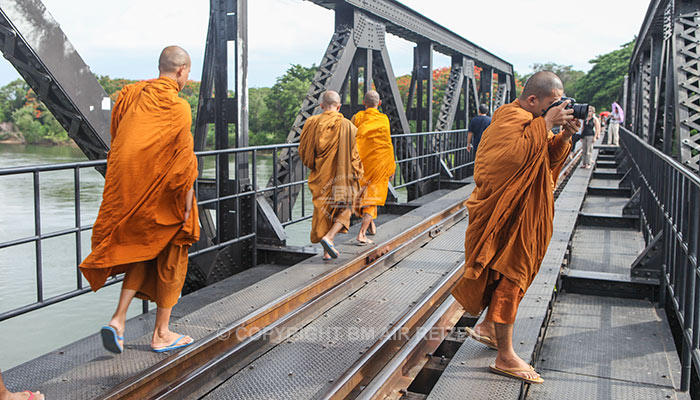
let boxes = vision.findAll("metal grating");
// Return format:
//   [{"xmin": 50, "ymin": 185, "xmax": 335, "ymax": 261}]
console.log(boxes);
[
  {"xmin": 529, "ymin": 294, "xmax": 688, "ymax": 399},
  {"xmin": 203, "ymin": 247, "xmax": 460, "ymax": 399},
  {"xmin": 424, "ymin": 219, "xmax": 468, "ymax": 252},
  {"xmin": 569, "ymin": 226, "xmax": 645, "ymax": 274},
  {"xmin": 581, "ymin": 195, "xmax": 628, "ymax": 216}
]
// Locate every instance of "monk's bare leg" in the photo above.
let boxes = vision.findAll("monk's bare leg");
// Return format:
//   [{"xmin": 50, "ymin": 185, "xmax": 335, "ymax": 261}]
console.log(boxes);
[
  {"xmin": 494, "ymin": 323, "xmax": 540, "ymax": 380},
  {"xmin": 473, "ymin": 316, "xmax": 497, "ymax": 342},
  {"xmin": 368, "ymin": 220, "xmax": 376, "ymax": 235},
  {"xmin": 151, "ymin": 306, "xmax": 192, "ymax": 349},
  {"xmin": 0, "ymin": 370, "xmax": 43, "ymax": 400},
  {"xmin": 107, "ymin": 287, "xmax": 138, "ymax": 349},
  {"xmin": 356, "ymin": 213, "xmax": 373, "ymax": 242}
]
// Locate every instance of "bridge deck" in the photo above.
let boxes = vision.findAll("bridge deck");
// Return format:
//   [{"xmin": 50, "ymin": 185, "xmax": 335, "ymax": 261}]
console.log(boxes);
[{"xmin": 3, "ymin": 179, "xmax": 473, "ymax": 399}]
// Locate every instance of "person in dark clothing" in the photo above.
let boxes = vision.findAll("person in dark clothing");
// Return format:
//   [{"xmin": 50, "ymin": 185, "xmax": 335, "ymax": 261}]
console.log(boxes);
[
  {"xmin": 580, "ymin": 106, "xmax": 600, "ymax": 168},
  {"xmin": 467, "ymin": 104, "xmax": 491, "ymax": 155}
]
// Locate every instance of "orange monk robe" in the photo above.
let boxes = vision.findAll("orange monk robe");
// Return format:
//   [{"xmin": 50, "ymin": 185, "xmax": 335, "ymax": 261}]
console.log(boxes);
[
  {"xmin": 452, "ymin": 99, "xmax": 571, "ymax": 322},
  {"xmin": 79, "ymin": 77, "xmax": 200, "ymax": 307},
  {"xmin": 299, "ymin": 110, "xmax": 364, "ymax": 243},
  {"xmin": 351, "ymin": 108, "xmax": 395, "ymax": 219}
]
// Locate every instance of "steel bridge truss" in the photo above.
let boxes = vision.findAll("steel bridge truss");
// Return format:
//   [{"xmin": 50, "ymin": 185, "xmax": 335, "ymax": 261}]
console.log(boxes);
[
  {"xmin": 0, "ymin": 0, "xmax": 513, "ymax": 292},
  {"xmin": 626, "ymin": 0, "xmax": 700, "ymax": 173},
  {"xmin": 0, "ymin": 1, "xmax": 111, "ymax": 162},
  {"xmin": 268, "ymin": 0, "xmax": 515, "ymax": 218}
]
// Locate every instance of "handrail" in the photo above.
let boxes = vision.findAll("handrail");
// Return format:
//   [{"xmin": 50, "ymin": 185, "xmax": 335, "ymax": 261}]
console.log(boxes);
[{"xmin": 620, "ymin": 126, "xmax": 700, "ymax": 392}]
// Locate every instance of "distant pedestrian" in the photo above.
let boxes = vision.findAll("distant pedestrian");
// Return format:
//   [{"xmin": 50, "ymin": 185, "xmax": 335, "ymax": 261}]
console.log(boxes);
[
  {"xmin": 0, "ymin": 369, "xmax": 44, "ymax": 399},
  {"xmin": 608, "ymin": 102, "xmax": 624, "ymax": 145},
  {"xmin": 580, "ymin": 106, "xmax": 600, "ymax": 168},
  {"xmin": 467, "ymin": 104, "xmax": 491, "ymax": 155},
  {"xmin": 299, "ymin": 90, "xmax": 364, "ymax": 260}
]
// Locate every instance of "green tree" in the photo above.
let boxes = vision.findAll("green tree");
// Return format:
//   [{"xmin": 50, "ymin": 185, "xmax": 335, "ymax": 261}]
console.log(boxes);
[
  {"xmin": 522, "ymin": 62, "xmax": 585, "ymax": 98},
  {"xmin": 263, "ymin": 64, "xmax": 317, "ymax": 143},
  {"xmin": 0, "ymin": 79, "xmax": 29, "ymax": 122},
  {"xmin": 574, "ymin": 39, "xmax": 635, "ymax": 111}
]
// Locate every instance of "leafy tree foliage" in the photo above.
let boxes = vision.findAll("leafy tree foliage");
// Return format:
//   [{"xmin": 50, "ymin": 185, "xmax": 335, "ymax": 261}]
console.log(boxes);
[
  {"xmin": 521, "ymin": 62, "xmax": 585, "ymax": 98},
  {"xmin": 262, "ymin": 64, "xmax": 317, "ymax": 143},
  {"xmin": 573, "ymin": 40, "xmax": 635, "ymax": 111}
]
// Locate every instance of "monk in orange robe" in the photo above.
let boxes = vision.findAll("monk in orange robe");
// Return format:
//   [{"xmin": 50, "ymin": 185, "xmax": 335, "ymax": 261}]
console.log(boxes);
[
  {"xmin": 299, "ymin": 90, "xmax": 364, "ymax": 259},
  {"xmin": 79, "ymin": 46, "xmax": 199, "ymax": 353},
  {"xmin": 451, "ymin": 71, "xmax": 580, "ymax": 384},
  {"xmin": 351, "ymin": 90, "xmax": 395, "ymax": 245}
]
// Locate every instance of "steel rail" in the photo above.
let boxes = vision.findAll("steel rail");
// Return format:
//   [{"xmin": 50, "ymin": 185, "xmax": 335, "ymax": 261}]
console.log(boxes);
[
  {"xmin": 320, "ymin": 262, "xmax": 465, "ymax": 399},
  {"xmin": 95, "ymin": 189, "xmax": 470, "ymax": 399},
  {"xmin": 352, "ymin": 298, "xmax": 463, "ymax": 400}
]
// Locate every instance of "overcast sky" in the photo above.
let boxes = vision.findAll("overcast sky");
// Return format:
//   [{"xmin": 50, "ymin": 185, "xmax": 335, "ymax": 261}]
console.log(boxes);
[{"xmin": 0, "ymin": 0, "xmax": 647, "ymax": 88}]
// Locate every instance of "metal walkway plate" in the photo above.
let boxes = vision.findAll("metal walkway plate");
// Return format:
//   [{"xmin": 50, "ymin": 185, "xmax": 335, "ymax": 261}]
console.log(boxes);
[
  {"xmin": 581, "ymin": 195, "xmax": 627, "ymax": 216},
  {"xmin": 202, "ymin": 238, "xmax": 465, "ymax": 399},
  {"xmin": 528, "ymin": 294, "xmax": 688, "ymax": 400},
  {"xmin": 570, "ymin": 226, "xmax": 645, "ymax": 275}
]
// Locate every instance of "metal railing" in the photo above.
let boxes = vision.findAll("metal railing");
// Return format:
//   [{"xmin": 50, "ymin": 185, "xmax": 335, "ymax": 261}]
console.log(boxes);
[
  {"xmin": 620, "ymin": 126, "xmax": 700, "ymax": 391},
  {"xmin": 0, "ymin": 128, "xmax": 472, "ymax": 323}
]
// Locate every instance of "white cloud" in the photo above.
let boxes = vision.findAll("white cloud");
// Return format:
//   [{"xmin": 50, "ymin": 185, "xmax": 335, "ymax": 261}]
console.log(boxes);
[{"xmin": 0, "ymin": 0, "xmax": 648, "ymax": 87}]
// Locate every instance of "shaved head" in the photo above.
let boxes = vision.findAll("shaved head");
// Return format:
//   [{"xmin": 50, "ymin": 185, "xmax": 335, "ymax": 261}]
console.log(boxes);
[
  {"xmin": 363, "ymin": 90, "xmax": 380, "ymax": 108},
  {"xmin": 520, "ymin": 71, "xmax": 563, "ymax": 100},
  {"xmin": 158, "ymin": 45, "xmax": 191, "ymax": 73},
  {"xmin": 320, "ymin": 90, "xmax": 341, "ymax": 110}
]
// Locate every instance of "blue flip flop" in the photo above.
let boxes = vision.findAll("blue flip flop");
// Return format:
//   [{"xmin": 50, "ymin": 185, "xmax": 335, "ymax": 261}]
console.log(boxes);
[
  {"xmin": 100, "ymin": 325, "xmax": 124, "ymax": 354},
  {"xmin": 320, "ymin": 238, "xmax": 339, "ymax": 258},
  {"xmin": 152, "ymin": 335, "xmax": 194, "ymax": 353}
]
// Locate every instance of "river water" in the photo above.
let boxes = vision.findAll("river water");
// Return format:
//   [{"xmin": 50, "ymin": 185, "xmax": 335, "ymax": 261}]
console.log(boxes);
[{"xmin": 0, "ymin": 143, "xmax": 314, "ymax": 369}]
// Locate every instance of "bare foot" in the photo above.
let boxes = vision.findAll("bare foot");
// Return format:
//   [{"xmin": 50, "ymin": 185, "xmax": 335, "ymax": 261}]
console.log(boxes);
[
  {"xmin": 473, "ymin": 320, "xmax": 496, "ymax": 342},
  {"xmin": 3, "ymin": 391, "xmax": 44, "ymax": 400},
  {"xmin": 494, "ymin": 352, "xmax": 540, "ymax": 381},
  {"xmin": 151, "ymin": 328, "xmax": 193, "ymax": 350}
]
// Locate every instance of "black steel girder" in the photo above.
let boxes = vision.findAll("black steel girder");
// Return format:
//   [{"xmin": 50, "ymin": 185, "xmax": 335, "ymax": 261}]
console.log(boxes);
[
  {"xmin": 0, "ymin": 0, "xmax": 110, "ymax": 161},
  {"xmin": 306, "ymin": 0, "xmax": 513, "ymax": 75}
]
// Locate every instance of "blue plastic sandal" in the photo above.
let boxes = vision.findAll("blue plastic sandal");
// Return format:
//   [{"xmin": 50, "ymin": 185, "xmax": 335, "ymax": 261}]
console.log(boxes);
[
  {"xmin": 100, "ymin": 325, "xmax": 124, "ymax": 354},
  {"xmin": 151, "ymin": 335, "xmax": 194, "ymax": 353}
]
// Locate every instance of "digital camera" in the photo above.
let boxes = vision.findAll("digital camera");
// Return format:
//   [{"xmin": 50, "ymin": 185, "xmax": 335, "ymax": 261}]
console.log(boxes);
[{"xmin": 543, "ymin": 97, "xmax": 589, "ymax": 120}]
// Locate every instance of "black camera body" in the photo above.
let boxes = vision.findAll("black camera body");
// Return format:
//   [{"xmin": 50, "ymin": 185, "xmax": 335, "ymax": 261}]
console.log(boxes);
[{"xmin": 543, "ymin": 97, "xmax": 589, "ymax": 120}]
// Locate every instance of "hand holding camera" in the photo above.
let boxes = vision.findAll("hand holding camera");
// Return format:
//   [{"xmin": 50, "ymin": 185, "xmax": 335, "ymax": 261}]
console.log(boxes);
[{"xmin": 542, "ymin": 97, "xmax": 590, "ymax": 134}]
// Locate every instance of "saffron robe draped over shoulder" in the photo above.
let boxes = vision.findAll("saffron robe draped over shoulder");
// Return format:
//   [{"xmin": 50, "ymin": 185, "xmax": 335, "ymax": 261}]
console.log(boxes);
[
  {"xmin": 79, "ymin": 77, "xmax": 200, "ymax": 291},
  {"xmin": 299, "ymin": 110, "xmax": 364, "ymax": 243},
  {"xmin": 451, "ymin": 100, "xmax": 570, "ymax": 316},
  {"xmin": 351, "ymin": 108, "xmax": 395, "ymax": 216}
]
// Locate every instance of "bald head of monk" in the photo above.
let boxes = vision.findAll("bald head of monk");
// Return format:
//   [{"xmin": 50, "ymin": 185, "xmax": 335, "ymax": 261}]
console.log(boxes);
[
  {"xmin": 320, "ymin": 90, "xmax": 342, "ymax": 112},
  {"xmin": 518, "ymin": 71, "xmax": 564, "ymax": 117},
  {"xmin": 363, "ymin": 90, "xmax": 381, "ymax": 109},
  {"xmin": 158, "ymin": 45, "xmax": 191, "ymax": 91}
]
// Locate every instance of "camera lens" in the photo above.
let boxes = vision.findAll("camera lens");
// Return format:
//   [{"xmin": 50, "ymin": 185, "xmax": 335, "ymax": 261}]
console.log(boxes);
[{"xmin": 572, "ymin": 103, "xmax": 589, "ymax": 120}]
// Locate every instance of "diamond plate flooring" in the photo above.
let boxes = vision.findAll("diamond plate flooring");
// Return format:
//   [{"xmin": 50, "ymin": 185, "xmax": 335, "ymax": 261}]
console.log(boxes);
[
  {"xmin": 528, "ymin": 294, "xmax": 688, "ymax": 400},
  {"xmin": 581, "ymin": 195, "xmax": 627, "ymax": 216},
  {"xmin": 202, "ymin": 232, "xmax": 467, "ymax": 399},
  {"xmin": 569, "ymin": 226, "xmax": 645, "ymax": 274}
]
